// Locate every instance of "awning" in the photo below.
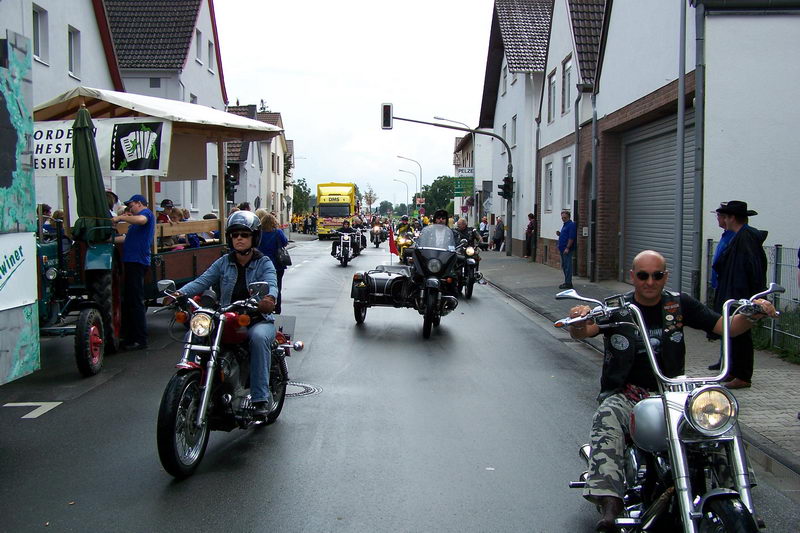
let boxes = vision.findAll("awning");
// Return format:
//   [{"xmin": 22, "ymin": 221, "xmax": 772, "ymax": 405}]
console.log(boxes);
[{"xmin": 34, "ymin": 86, "xmax": 282, "ymax": 142}]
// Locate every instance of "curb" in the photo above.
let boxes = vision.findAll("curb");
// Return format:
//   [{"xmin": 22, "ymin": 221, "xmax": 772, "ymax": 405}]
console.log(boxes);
[{"xmin": 485, "ymin": 276, "xmax": 800, "ymax": 485}]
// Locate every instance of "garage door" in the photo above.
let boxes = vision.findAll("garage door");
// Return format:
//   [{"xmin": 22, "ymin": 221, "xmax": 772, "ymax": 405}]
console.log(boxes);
[{"xmin": 622, "ymin": 110, "xmax": 695, "ymax": 292}]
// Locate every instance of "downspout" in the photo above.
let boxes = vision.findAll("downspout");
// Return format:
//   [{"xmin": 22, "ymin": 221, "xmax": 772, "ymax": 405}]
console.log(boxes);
[
  {"xmin": 590, "ymin": 91, "xmax": 598, "ymax": 282},
  {"xmin": 535, "ymin": 116, "xmax": 541, "ymax": 261},
  {"xmin": 693, "ymin": 2, "xmax": 706, "ymax": 300},
  {"xmin": 574, "ymin": 87, "xmax": 584, "ymax": 277},
  {"xmin": 675, "ymin": 0, "xmax": 687, "ymax": 292}
]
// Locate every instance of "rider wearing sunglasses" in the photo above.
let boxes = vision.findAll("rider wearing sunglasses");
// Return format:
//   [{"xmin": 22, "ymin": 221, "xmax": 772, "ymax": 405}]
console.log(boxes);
[
  {"xmin": 566, "ymin": 249, "xmax": 776, "ymax": 531},
  {"xmin": 169, "ymin": 211, "xmax": 279, "ymax": 417}
]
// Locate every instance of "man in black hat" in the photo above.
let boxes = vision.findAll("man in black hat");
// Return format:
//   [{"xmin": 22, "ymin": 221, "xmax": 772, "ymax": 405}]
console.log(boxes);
[{"xmin": 711, "ymin": 200, "xmax": 768, "ymax": 389}]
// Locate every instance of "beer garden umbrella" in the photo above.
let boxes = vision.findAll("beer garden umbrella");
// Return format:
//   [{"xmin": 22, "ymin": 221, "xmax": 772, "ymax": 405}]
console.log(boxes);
[{"xmin": 71, "ymin": 105, "xmax": 112, "ymax": 242}]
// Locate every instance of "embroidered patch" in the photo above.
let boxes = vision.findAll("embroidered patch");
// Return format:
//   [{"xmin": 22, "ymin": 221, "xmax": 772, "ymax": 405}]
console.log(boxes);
[
  {"xmin": 611, "ymin": 334, "xmax": 630, "ymax": 351},
  {"xmin": 670, "ymin": 331, "xmax": 683, "ymax": 343},
  {"xmin": 666, "ymin": 314, "xmax": 674, "ymax": 321}
]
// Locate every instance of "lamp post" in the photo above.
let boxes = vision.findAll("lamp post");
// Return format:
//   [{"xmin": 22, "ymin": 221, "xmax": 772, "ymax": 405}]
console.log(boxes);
[
  {"xmin": 397, "ymin": 155, "xmax": 423, "ymax": 192},
  {"xmin": 393, "ymin": 178, "xmax": 410, "ymax": 215},
  {"xmin": 399, "ymin": 169, "xmax": 419, "ymax": 213}
]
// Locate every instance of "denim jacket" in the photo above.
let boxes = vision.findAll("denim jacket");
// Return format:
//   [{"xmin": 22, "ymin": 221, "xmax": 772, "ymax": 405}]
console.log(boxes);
[{"xmin": 179, "ymin": 250, "xmax": 278, "ymax": 321}]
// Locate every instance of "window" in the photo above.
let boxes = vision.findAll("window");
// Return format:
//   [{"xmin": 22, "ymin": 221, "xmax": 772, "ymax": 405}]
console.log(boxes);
[
  {"xmin": 149, "ymin": 77, "xmax": 161, "ymax": 88},
  {"xmin": 511, "ymin": 115, "xmax": 517, "ymax": 146},
  {"xmin": 501, "ymin": 66, "xmax": 507, "ymax": 95},
  {"xmin": 190, "ymin": 180, "xmax": 198, "ymax": 208},
  {"xmin": 544, "ymin": 162, "xmax": 553, "ymax": 212},
  {"xmin": 562, "ymin": 155, "xmax": 573, "ymax": 209},
  {"xmin": 547, "ymin": 70, "xmax": 557, "ymax": 123},
  {"xmin": 32, "ymin": 5, "xmax": 49, "ymax": 61},
  {"xmin": 562, "ymin": 56, "xmax": 573, "ymax": 114},
  {"xmin": 207, "ymin": 41, "xmax": 215, "ymax": 72},
  {"xmin": 67, "ymin": 26, "xmax": 80, "ymax": 77},
  {"xmin": 211, "ymin": 175, "xmax": 218, "ymax": 210},
  {"xmin": 195, "ymin": 29, "xmax": 202, "ymax": 62}
]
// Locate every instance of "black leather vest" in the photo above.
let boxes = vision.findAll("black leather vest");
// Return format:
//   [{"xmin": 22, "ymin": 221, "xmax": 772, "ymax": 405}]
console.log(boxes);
[{"xmin": 600, "ymin": 291, "xmax": 686, "ymax": 394}]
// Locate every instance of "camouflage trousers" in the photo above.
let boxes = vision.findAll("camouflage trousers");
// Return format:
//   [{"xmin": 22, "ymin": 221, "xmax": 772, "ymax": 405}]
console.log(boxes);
[{"xmin": 583, "ymin": 392, "xmax": 634, "ymax": 503}]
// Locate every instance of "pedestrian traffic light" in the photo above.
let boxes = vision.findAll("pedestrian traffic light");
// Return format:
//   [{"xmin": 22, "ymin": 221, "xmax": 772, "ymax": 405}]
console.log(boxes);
[
  {"xmin": 381, "ymin": 103, "xmax": 393, "ymax": 130},
  {"xmin": 498, "ymin": 177, "xmax": 513, "ymax": 199}
]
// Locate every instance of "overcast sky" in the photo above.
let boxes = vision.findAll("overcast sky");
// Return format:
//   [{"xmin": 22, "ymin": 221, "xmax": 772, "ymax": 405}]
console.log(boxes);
[{"xmin": 214, "ymin": 0, "xmax": 494, "ymax": 208}]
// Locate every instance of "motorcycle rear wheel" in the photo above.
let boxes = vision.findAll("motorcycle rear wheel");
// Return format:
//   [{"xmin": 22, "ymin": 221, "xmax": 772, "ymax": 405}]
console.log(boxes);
[
  {"xmin": 698, "ymin": 498, "xmax": 759, "ymax": 533},
  {"xmin": 157, "ymin": 371, "xmax": 210, "ymax": 478},
  {"xmin": 354, "ymin": 303, "xmax": 367, "ymax": 324}
]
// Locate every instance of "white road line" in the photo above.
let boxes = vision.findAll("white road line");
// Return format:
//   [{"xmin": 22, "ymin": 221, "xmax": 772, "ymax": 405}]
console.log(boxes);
[{"xmin": 3, "ymin": 402, "xmax": 63, "ymax": 418}]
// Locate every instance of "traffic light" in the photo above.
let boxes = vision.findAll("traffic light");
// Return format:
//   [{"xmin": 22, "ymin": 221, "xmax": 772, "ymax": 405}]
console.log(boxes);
[
  {"xmin": 498, "ymin": 177, "xmax": 513, "ymax": 199},
  {"xmin": 225, "ymin": 174, "xmax": 238, "ymax": 198},
  {"xmin": 381, "ymin": 103, "xmax": 393, "ymax": 129}
]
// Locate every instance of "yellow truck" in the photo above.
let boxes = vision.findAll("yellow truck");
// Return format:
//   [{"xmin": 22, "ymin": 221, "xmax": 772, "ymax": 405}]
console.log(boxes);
[{"xmin": 316, "ymin": 182, "xmax": 357, "ymax": 239}]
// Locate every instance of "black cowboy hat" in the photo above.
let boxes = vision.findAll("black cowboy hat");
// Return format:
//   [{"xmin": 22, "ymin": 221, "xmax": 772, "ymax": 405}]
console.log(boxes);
[{"xmin": 716, "ymin": 200, "xmax": 757, "ymax": 217}]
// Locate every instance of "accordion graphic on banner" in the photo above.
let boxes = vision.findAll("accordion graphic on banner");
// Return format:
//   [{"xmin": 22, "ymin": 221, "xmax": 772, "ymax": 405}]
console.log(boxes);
[{"xmin": 110, "ymin": 122, "xmax": 163, "ymax": 172}]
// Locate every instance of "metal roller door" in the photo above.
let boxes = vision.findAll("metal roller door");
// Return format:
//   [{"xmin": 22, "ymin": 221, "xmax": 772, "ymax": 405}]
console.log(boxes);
[{"xmin": 622, "ymin": 110, "xmax": 695, "ymax": 292}]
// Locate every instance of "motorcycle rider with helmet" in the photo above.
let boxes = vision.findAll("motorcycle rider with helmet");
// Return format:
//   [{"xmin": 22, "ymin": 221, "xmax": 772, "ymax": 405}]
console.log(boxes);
[
  {"xmin": 567, "ymin": 250, "xmax": 776, "ymax": 532},
  {"xmin": 166, "ymin": 211, "xmax": 279, "ymax": 417},
  {"xmin": 331, "ymin": 219, "xmax": 360, "ymax": 257},
  {"xmin": 396, "ymin": 215, "xmax": 412, "ymax": 235},
  {"xmin": 432, "ymin": 209, "xmax": 449, "ymax": 225}
]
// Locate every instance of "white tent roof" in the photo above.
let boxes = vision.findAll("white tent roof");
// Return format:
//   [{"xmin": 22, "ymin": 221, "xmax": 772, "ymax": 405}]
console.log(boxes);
[{"xmin": 34, "ymin": 86, "xmax": 282, "ymax": 142}]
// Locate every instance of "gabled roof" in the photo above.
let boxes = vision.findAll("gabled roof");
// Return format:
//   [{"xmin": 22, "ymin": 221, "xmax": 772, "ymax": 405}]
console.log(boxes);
[
  {"xmin": 568, "ymin": 0, "xmax": 605, "ymax": 86},
  {"xmin": 479, "ymin": 0, "xmax": 554, "ymax": 128},
  {"xmin": 103, "ymin": 0, "xmax": 228, "ymax": 103},
  {"xmin": 225, "ymin": 105, "xmax": 257, "ymax": 162},
  {"xmin": 90, "ymin": 0, "xmax": 125, "ymax": 91},
  {"xmin": 257, "ymin": 112, "xmax": 284, "ymax": 128}
]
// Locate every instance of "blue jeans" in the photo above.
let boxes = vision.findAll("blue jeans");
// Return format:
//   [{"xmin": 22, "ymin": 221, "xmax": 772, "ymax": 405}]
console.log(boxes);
[
  {"xmin": 249, "ymin": 321, "xmax": 277, "ymax": 403},
  {"xmin": 560, "ymin": 249, "xmax": 574, "ymax": 285}
]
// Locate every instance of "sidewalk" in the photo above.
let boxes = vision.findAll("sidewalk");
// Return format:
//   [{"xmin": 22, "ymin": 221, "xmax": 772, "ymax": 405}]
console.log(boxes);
[
  {"xmin": 287, "ymin": 231, "xmax": 318, "ymax": 244},
  {"xmin": 479, "ymin": 251, "xmax": 800, "ymax": 485}
]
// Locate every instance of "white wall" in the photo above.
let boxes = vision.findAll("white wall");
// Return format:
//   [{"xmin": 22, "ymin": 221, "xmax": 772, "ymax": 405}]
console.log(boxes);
[
  {"xmin": 596, "ymin": 0, "xmax": 695, "ymax": 117},
  {"xmin": 539, "ymin": 146, "xmax": 575, "ymax": 240},
  {"xmin": 702, "ymin": 14, "xmax": 799, "ymax": 252},
  {"xmin": 539, "ymin": 0, "xmax": 579, "ymax": 147}
]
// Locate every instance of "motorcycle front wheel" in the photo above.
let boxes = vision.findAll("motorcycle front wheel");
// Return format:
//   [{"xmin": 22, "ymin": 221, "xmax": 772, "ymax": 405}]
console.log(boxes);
[
  {"xmin": 698, "ymin": 498, "xmax": 759, "ymax": 533},
  {"xmin": 157, "ymin": 371, "xmax": 210, "ymax": 478},
  {"xmin": 422, "ymin": 292, "xmax": 436, "ymax": 339}
]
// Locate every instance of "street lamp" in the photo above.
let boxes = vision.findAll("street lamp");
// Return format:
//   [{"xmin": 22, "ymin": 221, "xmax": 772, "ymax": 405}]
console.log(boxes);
[
  {"xmin": 433, "ymin": 116, "xmax": 470, "ymax": 129},
  {"xmin": 393, "ymin": 178, "xmax": 410, "ymax": 215},
  {"xmin": 399, "ymin": 169, "xmax": 418, "ymax": 211},
  {"xmin": 435, "ymin": 116, "xmax": 477, "ymax": 224},
  {"xmin": 397, "ymin": 155, "xmax": 423, "ymax": 191}
]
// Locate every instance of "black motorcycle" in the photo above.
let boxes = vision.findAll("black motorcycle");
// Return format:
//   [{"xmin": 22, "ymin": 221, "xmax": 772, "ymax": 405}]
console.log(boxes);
[
  {"xmin": 351, "ymin": 224, "xmax": 461, "ymax": 339},
  {"xmin": 155, "ymin": 280, "xmax": 303, "ymax": 478},
  {"xmin": 457, "ymin": 244, "xmax": 483, "ymax": 300},
  {"xmin": 370, "ymin": 224, "xmax": 388, "ymax": 248},
  {"xmin": 332, "ymin": 230, "xmax": 356, "ymax": 266}
]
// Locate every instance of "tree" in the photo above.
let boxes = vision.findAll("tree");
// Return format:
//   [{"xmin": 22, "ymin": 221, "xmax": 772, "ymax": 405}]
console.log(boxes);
[
  {"xmin": 364, "ymin": 185, "xmax": 378, "ymax": 212},
  {"xmin": 420, "ymin": 175, "xmax": 455, "ymax": 213},
  {"xmin": 292, "ymin": 178, "xmax": 311, "ymax": 214},
  {"xmin": 397, "ymin": 203, "xmax": 408, "ymax": 216},
  {"xmin": 378, "ymin": 200, "xmax": 393, "ymax": 215}
]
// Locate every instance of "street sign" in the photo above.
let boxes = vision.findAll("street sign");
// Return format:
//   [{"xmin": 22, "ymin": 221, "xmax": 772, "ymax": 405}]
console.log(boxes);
[
  {"xmin": 453, "ymin": 176, "xmax": 474, "ymax": 197},
  {"xmin": 460, "ymin": 205, "xmax": 468, "ymax": 213},
  {"xmin": 419, "ymin": 207, "xmax": 426, "ymax": 215},
  {"xmin": 457, "ymin": 167, "xmax": 474, "ymax": 177},
  {"xmin": 416, "ymin": 197, "xmax": 425, "ymax": 205}
]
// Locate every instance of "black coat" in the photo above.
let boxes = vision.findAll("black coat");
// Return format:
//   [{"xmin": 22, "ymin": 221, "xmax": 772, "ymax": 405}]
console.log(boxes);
[{"xmin": 712, "ymin": 224, "xmax": 768, "ymax": 312}]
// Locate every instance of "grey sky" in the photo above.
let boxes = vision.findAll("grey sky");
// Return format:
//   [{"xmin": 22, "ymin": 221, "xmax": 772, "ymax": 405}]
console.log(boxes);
[{"xmin": 214, "ymin": 0, "xmax": 494, "ymax": 208}]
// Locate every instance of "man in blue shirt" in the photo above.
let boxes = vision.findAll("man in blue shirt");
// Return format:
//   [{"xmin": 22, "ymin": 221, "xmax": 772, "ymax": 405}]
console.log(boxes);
[
  {"xmin": 113, "ymin": 194, "xmax": 155, "ymax": 350},
  {"xmin": 557, "ymin": 210, "xmax": 577, "ymax": 289}
]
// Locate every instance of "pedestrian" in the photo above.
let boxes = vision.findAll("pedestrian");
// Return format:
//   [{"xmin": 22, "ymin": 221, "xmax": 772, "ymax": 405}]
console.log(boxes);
[
  {"xmin": 711, "ymin": 201, "xmax": 768, "ymax": 389},
  {"xmin": 557, "ymin": 210, "xmax": 577, "ymax": 289},
  {"xmin": 493, "ymin": 217, "xmax": 505, "ymax": 251},
  {"xmin": 238, "ymin": 201, "xmax": 251, "ymax": 211},
  {"xmin": 112, "ymin": 194, "xmax": 156, "ymax": 350},
  {"xmin": 524, "ymin": 212, "xmax": 536, "ymax": 259},
  {"xmin": 257, "ymin": 212, "xmax": 289, "ymax": 315},
  {"xmin": 479, "ymin": 216, "xmax": 489, "ymax": 243},
  {"xmin": 567, "ymin": 250, "xmax": 777, "ymax": 531}
]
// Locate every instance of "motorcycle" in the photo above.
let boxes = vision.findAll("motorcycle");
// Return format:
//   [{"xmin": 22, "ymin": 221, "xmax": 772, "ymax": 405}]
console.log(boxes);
[
  {"xmin": 155, "ymin": 279, "xmax": 304, "ymax": 478},
  {"xmin": 395, "ymin": 230, "xmax": 418, "ymax": 265},
  {"xmin": 332, "ymin": 230, "xmax": 356, "ymax": 266},
  {"xmin": 554, "ymin": 283, "xmax": 784, "ymax": 532},
  {"xmin": 351, "ymin": 224, "xmax": 461, "ymax": 339},
  {"xmin": 370, "ymin": 224, "xmax": 388, "ymax": 248},
  {"xmin": 457, "ymin": 243, "xmax": 483, "ymax": 299}
]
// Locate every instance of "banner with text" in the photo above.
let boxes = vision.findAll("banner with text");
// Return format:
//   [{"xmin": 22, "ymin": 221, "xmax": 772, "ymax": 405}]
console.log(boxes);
[{"xmin": 33, "ymin": 117, "xmax": 173, "ymax": 177}]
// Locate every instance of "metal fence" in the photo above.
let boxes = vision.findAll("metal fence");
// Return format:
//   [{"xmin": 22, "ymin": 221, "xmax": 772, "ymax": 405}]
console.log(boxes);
[{"xmin": 707, "ymin": 241, "xmax": 799, "ymax": 355}]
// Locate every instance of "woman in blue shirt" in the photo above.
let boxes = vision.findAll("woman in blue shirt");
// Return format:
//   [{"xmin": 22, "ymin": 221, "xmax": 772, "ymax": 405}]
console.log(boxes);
[{"xmin": 257, "ymin": 213, "xmax": 289, "ymax": 314}]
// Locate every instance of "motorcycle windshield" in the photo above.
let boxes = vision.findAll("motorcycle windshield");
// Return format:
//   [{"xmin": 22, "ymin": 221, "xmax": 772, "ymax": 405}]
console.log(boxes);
[{"xmin": 416, "ymin": 224, "xmax": 456, "ymax": 251}]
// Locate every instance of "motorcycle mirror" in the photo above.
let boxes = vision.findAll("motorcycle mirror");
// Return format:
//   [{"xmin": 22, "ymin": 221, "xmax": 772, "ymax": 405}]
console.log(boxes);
[
  {"xmin": 555, "ymin": 289, "xmax": 604, "ymax": 308},
  {"xmin": 157, "ymin": 279, "xmax": 176, "ymax": 292},
  {"xmin": 460, "ymin": 238, "xmax": 468, "ymax": 246},
  {"xmin": 751, "ymin": 282, "xmax": 785, "ymax": 301},
  {"xmin": 248, "ymin": 281, "xmax": 270, "ymax": 298}
]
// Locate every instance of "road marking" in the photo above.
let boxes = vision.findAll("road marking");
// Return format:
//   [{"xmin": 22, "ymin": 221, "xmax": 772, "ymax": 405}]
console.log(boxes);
[{"xmin": 3, "ymin": 402, "xmax": 63, "ymax": 418}]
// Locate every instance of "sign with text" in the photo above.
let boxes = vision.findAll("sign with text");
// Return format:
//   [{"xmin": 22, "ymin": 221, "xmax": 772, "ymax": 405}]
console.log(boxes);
[
  {"xmin": 0, "ymin": 232, "xmax": 37, "ymax": 311},
  {"xmin": 456, "ymin": 167, "xmax": 474, "ymax": 177},
  {"xmin": 453, "ymin": 176, "xmax": 475, "ymax": 197},
  {"xmin": 33, "ymin": 117, "xmax": 172, "ymax": 177}
]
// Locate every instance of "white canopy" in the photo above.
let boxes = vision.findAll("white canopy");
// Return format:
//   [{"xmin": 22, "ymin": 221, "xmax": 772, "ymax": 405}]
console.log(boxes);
[{"xmin": 34, "ymin": 86, "xmax": 282, "ymax": 142}]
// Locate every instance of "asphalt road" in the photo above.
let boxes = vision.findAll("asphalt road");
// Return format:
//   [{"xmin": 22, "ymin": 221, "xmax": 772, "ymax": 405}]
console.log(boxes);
[{"xmin": 1, "ymin": 239, "xmax": 798, "ymax": 532}]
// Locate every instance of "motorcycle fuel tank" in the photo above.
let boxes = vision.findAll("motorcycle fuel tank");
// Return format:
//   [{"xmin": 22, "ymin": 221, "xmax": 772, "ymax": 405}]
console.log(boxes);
[{"xmin": 630, "ymin": 397, "xmax": 668, "ymax": 453}]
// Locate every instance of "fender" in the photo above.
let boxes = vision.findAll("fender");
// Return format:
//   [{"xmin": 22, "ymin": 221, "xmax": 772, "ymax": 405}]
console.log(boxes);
[
  {"xmin": 695, "ymin": 488, "xmax": 741, "ymax": 515},
  {"xmin": 466, "ymin": 258, "xmax": 477, "ymax": 266}
]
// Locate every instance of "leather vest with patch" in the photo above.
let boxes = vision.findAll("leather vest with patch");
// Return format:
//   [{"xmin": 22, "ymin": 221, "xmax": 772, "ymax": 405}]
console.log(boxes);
[{"xmin": 600, "ymin": 291, "xmax": 686, "ymax": 394}]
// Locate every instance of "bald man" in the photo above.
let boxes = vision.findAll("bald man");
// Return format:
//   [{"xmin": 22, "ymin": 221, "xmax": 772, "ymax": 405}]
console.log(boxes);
[{"xmin": 567, "ymin": 250, "xmax": 776, "ymax": 531}]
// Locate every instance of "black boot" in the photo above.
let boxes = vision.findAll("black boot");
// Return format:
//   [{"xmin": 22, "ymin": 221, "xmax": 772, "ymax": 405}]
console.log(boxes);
[{"xmin": 596, "ymin": 496, "xmax": 624, "ymax": 532}]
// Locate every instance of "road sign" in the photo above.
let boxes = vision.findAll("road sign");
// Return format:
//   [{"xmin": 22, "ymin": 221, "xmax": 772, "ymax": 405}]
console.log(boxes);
[
  {"xmin": 460, "ymin": 205, "xmax": 469, "ymax": 213},
  {"xmin": 416, "ymin": 197, "xmax": 425, "ymax": 205},
  {"xmin": 457, "ymin": 167, "xmax": 474, "ymax": 177}
]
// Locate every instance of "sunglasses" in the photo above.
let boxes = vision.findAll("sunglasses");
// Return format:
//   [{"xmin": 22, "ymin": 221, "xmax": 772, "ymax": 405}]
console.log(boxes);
[
  {"xmin": 230, "ymin": 232, "xmax": 252, "ymax": 239},
  {"xmin": 635, "ymin": 270, "xmax": 667, "ymax": 281}
]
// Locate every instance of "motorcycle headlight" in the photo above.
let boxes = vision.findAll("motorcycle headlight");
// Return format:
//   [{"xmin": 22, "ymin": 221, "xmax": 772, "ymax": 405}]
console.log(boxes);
[
  {"xmin": 398, "ymin": 237, "xmax": 407, "ymax": 245},
  {"xmin": 427, "ymin": 258, "xmax": 443, "ymax": 273},
  {"xmin": 189, "ymin": 313, "xmax": 214, "ymax": 337},
  {"xmin": 466, "ymin": 246, "xmax": 475, "ymax": 256},
  {"xmin": 372, "ymin": 226, "xmax": 380, "ymax": 233},
  {"xmin": 342, "ymin": 235, "xmax": 350, "ymax": 241},
  {"xmin": 685, "ymin": 386, "xmax": 737, "ymax": 436},
  {"xmin": 45, "ymin": 267, "xmax": 58, "ymax": 280}
]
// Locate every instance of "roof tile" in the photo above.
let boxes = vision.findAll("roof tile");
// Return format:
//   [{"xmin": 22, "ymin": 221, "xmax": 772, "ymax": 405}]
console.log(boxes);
[
  {"xmin": 495, "ymin": 0, "xmax": 554, "ymax": 72},
  {"xmin": 568, "ymin": 0, "xmax": 605, "ymax": 85}
]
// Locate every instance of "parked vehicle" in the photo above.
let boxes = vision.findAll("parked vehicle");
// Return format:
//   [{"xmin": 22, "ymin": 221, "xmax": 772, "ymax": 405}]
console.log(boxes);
[
  {"xmin": 351, "ymin": 224, "xmax": 461, "ymax": 339},
  {"xmin": 555, "ymin": 284, "xmax": 784, "ymax": 533},
  {"xmin": 155, "ymin": 279, "xmax": 303, "ymax": 478}
]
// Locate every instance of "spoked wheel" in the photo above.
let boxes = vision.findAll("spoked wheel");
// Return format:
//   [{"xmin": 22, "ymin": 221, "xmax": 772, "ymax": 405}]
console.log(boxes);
[
  {"xmin": 698, "ymin": 498, "xmax": 759, "ymax": 533},
  {"xmin": 157, "ymin": 371, "xmax": 210, "ymax": 478},
  {"xmin": 354, "ymin": 303, "xmax": 367, "ymax": 324},
  {"xmin": 75, "ymin": 308, "xmax": 104, "ymax": 376},
  {"xmin": 265, "ymin": 355, "xmax": 289, "ymax": 424},
  {"xmin": 422, "ymin": 292, "xmax": 437, "ymax": 339}
]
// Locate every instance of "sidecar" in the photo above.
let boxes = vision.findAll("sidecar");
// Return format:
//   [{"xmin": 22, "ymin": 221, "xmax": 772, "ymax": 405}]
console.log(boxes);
[{"xmin": 350, "ymin": 264, "xmax": 417, "ymax": 324}]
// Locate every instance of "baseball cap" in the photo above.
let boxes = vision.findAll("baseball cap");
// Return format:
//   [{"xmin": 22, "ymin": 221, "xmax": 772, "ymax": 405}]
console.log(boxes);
[
  {"xmin": 125, "ymin": 194, "xmax": 148, "ymax": 206},
  {"xmin": 160, "ymin": 199, "xmax": 174, "ymax": 209}
]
